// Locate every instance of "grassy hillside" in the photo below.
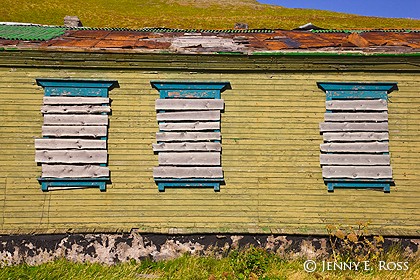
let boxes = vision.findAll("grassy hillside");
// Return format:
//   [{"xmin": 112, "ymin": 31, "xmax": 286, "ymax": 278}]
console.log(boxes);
[{"xmin": 1, "ymin": 0, "xmax": 419, "ymax": 29}]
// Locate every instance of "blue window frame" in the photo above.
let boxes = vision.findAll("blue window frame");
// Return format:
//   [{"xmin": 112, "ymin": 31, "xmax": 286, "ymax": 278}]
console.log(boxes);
[
  {"xmin": 317, "ymin": 82, "xmax": 398, "ymax": 192},
  {"xmin": 35, "ymin": 79, "xmax": 118, "ymax": 192},
  {"xmin": 151, "ymin": 81, "xmax": 231, "ymax": 191}
]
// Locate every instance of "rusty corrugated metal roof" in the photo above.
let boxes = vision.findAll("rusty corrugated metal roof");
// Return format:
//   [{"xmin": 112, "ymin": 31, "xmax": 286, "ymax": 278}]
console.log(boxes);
[{"xmin": 0, "ymin": 23, "xmax": 419, "ymax": 54}]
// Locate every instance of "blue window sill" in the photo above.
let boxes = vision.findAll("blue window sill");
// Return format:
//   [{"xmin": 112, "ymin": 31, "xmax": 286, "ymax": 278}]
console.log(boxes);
[{"xmin": 38, "ymin": 177, "xmax": 110, "ymax": 192}]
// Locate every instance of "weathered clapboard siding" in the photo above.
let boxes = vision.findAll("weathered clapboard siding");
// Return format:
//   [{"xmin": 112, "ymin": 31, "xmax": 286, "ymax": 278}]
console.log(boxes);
[
  {"xmin": 41, "ymin": 105, "xmax": 111, "ymax": 114},
  {"xmin": 0, "ymin": 54, "xmax": 419, "ymax": 236},
  {"xmin": 158, "ymin": 152, "xmax": 220, "ymax": 166},
  {"xmin": 155, "ymin": 99, "xmax": 224, "ymax": 110},
  {"xmin": 35, "ymin": 139, "xmax": 106, "ymax": 149}
]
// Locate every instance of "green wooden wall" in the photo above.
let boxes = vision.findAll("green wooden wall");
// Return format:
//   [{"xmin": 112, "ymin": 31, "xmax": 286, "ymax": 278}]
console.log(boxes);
[{"xmin": 0, "ymin": 51, "xmax": 419, "ymax": 236}]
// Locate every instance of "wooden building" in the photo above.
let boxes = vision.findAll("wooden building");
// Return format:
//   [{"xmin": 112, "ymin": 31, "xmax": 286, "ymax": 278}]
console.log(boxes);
[{"xmin": 0, "ymin": 23, "xmax": 419, "ymax": 236}]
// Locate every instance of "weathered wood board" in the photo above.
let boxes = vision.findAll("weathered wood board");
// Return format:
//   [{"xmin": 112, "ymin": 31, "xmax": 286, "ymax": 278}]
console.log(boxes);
[
  {"xmin": 319, "ymin": 122, "xmax": 388, "ymax": 132},
  {"xmin": 152, "ymin": 142, "xmax": 222, "ymax": 152},
  {"xmin": 43, "ymin": 115, "xmax": 108, "ymax": 126},
  {"xmin": 155, "ymin": 99, "xmax": 224, "ymax": 110},
  {"xmin": 35, "ymin": 150, "xmax": 107, "ymax": 163},
  {"xmin": 156, "ymin": 132, "xmax": 221, "ymax": 141},
  {"xmin": 324, "ymin": 112, "xmax": 388, "ymax": 121},
  {"xmin": 320, "ymin": 154, "xmax": 390, "ymax": 165},
  {"xmin": 41, "ymin": 164, "xmax": 110, "ymax": 178},
  {"xmin": 43, "ymin": 97, "xmax": 109, "ymax": 105},
  {"xmin": 41, "ymin": 105, "xmax": 111, "ymax": 114},
  {"xmin": 326, "ymin": 99, "xmax": 387, "ymax": 111},
  {"xmin": 157, "ymin": 110, "xmax": 220, "ymax": 121},
  {"xmin": 153, "ymin": 166, "xmax": 223, "ymax": 178},
  {"xmin": 42, "ymin": 126, "xmax": 107, "ymax": 137},
  {"xmin": 320, "ymin": 142, "xmax": 389, "ymax": 153},
  {"xmin": 158, "ymin": 122, "xmax": 220, "ymax": 131},
  {"xmin": 35, "ymin": 139, "xmax": 106, "ymax": 150},
  {"xmin": 322, "ymin": 132, "xmax": 389, "ymax": 142},
  {"xmin": 322, "ymin": 166, "xmax": 392, "ymax": 179},
  {"xmin": 158, "ymin": 152, "xmax": 220, "ymax": 166}
]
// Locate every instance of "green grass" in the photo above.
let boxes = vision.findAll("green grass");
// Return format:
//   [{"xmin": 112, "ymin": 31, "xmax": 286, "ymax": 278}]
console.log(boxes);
[
  {"xmin": 1, "ymin": 247, "xmax": 419, "ymax": 280},
  {"xmin": 1, "ymin": 0, "xmax": 419, "ymax": 30}
]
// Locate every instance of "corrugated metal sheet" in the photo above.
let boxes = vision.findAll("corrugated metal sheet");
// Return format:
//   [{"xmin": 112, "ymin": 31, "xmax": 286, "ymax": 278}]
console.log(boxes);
[
  {"xmin": 0, "ymin": 25, "xmax": 66, "ymax": 41},
  {"xmin": 0, "ymin": 24, "xmax": 419, "ymax": 54}
]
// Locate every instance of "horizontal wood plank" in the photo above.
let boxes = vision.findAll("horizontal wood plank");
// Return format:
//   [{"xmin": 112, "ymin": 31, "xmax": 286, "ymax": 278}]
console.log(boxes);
[
  {"xmin": 42, "ymin": 126, "xmax": 107, "ymax": 137},
  {"xmin": 320, "ymin": 154, "xmax": 390, "ymax": 165},
  {"xmin": 159, "ymin": 122, "xmax": 220, "ymax": 131},
  {"xmin": 156, "ymin": 132, "xmax": 221, "ymax": 141},
  {"xmin": 155, "ymin": 99, "xmax": 224, "ymax": 110},
  {"xmin": 41, "ymin": 105, "xmax": 111, "ymax": 114},
  {"xmin": 324, "ymin": 112, "xmax": 388, "ymax": 122},
  {"xmin": 44, "ymin": 115, "xmax": 108, "ymax": 126},
  {"xmin": 322, "ymin": 166, "xmax": 392, "ymax": 179},
  {"xmin": 35, "ymin": 139, "xmax": 106, "ymax": 150},
  {"xmin": 157, "ymin": 110, "xmax": 220, "ymax": 121},
  {"xmin": 319, "ymin": 122, "xmax": 388, "ymax": 132},
  {"xmin": 36, "ymin": 150, "xmax": 107, "ymax": 163},
  {"xmin": 152, "ymin": 142, "xmax": 222, "ymax": 152},
  {"xmin": 322, "ymin": 132, "xmax": 389, "ymax": 142},
  {"xmin": 41, "ymin": 164, "xmax": 109, "ymax": 178},
  {"xmin": 158, "ymin": 152, "xmax": 220, "ymax": 166},
  {"xmin": 43, "ymin": 97, "xmax": 109, "ymax": 105},
  {"xmin": 326, "ymin": 99, "xmax": 387, "ymax": 111},
  {"xmin": 153, "ymin": 166, "xmax": 223, "ymax": 178},
  {"xmin": 320, "ymin": 142, "xmax": 389, "ymax": 153}
]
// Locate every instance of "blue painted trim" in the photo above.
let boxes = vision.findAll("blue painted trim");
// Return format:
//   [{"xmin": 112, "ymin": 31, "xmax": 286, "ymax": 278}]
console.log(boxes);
[
  {"xmin": 317, "ymin": 82, "xmax": 398, "ymax": 93},
  {"xmin": 325, "ymin": 91, "xmax": 388, "ymax": 100},
  {"xmin": 158, "ymin": 89, "xmax": 221, "ymax": 99},
  {"xmin": 154, "ymin": 178, "xmax": 224, "ymax": 182},
  {"xmin": 150, "ymin": 81, "xmax": 231, "ymax": 92},
  {"xmin": 328, "ymin": 182, "xmax": 390, "ymax": 193},
  {"xmin": 152, "ymin": 81, "xmax": 229, "ymax": 191},
  {"xmin": 37, "ymin": 78, "xmax": 116, "ymax": 192},
  {"xmin": 158, "ymin": 182, "xmax": 220, "ymax": 192},
  {"xmin": 324, "ymin": 178, "xmax": 393, "ymax": 183},
  {"xmin": 39, "ymin": 178, "xmax": 109, "ymax": 192},
  {"xmin": 319, "ymin": 81, "xmax": 397, "ymax": 192},
  {"xmin": 36, "ymin": 79, "xmax": 118, "ymax": 90},
  {"xmin": 44, "ymin": 87, "xmax": 109, "ymax": 97}
]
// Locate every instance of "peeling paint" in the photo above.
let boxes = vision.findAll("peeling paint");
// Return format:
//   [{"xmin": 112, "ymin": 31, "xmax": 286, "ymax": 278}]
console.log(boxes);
[{"xmin": 0, "ymin": 233, "xmax": 418, "ymax": 266}]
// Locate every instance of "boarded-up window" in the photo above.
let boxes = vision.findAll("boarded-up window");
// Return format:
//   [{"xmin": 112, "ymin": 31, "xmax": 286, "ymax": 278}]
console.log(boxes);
[
  {"xmin": 151, "ymin": 81, "xmax": 231, "ymax": 191},
  {"xmin": 318, "ymin": 82, "xmax": 398, "ymax": 192},
  {"xmin": 35, "ymin": 79, "xmax": 118, "ymax": 191}
]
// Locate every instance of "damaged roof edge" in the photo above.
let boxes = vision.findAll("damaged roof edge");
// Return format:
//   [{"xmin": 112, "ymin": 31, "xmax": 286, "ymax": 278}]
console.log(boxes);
[{"xmin": 0, "ymin": 23, "xmax": 419, "ymax": 55}]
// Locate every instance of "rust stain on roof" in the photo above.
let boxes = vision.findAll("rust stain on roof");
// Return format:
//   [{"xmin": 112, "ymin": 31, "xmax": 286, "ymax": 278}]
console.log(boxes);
[
  {"xmin": 346, "ymin": 33, "xmax": 371, "ymax": 48},
  {"xmin": 1, "ymin": 25, "xmax": 419, "ymax": 54}
]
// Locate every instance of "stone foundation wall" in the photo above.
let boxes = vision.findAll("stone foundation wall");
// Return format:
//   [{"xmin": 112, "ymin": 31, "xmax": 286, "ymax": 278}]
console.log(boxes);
[{"xmin": 0, "ymin": 232, "xmax": 419, "ymax": 266}]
